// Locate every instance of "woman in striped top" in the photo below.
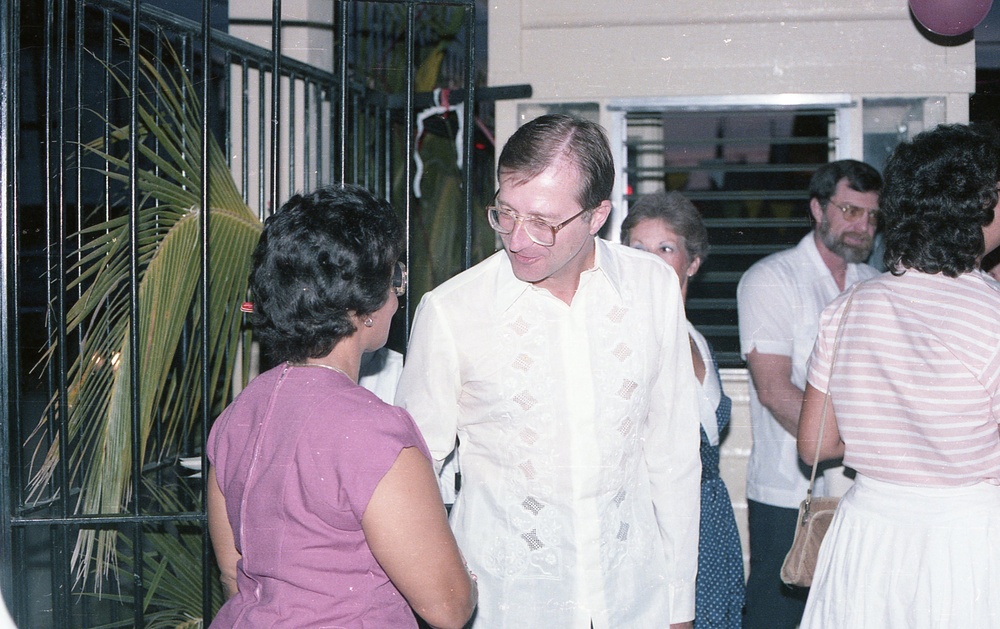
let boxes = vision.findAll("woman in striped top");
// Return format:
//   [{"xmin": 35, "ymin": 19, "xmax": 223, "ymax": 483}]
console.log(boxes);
[{"xmin": 797, "ymin": 123, "xmax": 1000, "ymax": 629}]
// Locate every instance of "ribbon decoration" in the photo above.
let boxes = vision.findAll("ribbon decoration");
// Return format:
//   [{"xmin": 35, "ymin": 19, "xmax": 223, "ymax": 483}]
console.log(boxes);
[{"xmin": 413, "ymin": 87, "xmax": 465, "ymax": 199}]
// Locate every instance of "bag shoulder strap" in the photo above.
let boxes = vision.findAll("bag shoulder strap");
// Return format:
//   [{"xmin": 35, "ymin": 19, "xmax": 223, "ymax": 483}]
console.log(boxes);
[{"xmin": 805, "ymin": 285, "xmax": 858, "ymax": 506}]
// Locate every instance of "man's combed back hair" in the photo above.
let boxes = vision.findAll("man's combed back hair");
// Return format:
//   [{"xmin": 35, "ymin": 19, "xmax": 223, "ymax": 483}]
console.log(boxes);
[
  {"xmin": 497, "ymin": 113, "xmax": 614, "ymax": 211},
  {"xmin": 881, "ymin": 124, "xmax": 1000, "ymax": 277},
  {"xmin": 249, "ymin": 184, "xmax": 403, "ymax": 363}
]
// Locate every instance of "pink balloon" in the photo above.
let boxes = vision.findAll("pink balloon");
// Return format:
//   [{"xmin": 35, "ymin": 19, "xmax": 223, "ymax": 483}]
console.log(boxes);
[{"xmin": 909, "ymin": 0, "xmax": 994, "ymax": 35}]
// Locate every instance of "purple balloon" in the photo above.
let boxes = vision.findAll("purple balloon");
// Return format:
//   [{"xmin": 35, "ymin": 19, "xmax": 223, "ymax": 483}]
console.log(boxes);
[{"xmin": 910, "ymin": 0, "xmax": 994, "ymax": 35}]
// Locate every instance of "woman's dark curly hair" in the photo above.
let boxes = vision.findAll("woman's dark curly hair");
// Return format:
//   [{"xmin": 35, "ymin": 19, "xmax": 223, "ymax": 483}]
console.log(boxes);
[
  {"xmin": 248, "ymin": 184, "xmax": 403, "ymax": 363},
  {"xmin": 881, "ymin": 123, "xmax": 1000, "ymax": 277}
]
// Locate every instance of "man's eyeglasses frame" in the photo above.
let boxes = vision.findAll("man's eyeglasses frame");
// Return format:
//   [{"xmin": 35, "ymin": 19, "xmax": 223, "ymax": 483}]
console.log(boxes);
[
  {"xmin": 486, "ymin": 192, "xmax": 592, "ymax": 247},
  {"xmin": 827, "ymin": 201, "xmax": 880, "ymax": 225}
]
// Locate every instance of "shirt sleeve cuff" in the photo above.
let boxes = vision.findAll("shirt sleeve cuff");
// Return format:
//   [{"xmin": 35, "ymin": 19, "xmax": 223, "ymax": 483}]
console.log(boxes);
[
  {"xmin": 745, "ymin": 339, "xmax": 792, "ymax": 358},
  {"xmin": 668, "ymin": 580, "xmax": 697, "ymax": 623}
]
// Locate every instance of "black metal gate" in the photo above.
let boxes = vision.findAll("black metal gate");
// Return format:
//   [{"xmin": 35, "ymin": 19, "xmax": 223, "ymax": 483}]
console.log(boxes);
[{"xmin": 0, "ymin": 1, "xmax": 522, "ymax": 625}]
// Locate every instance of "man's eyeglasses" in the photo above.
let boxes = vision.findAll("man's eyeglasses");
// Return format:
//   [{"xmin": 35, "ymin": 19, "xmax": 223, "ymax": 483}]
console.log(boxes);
[
  {"xmin": 828, "ymin": 201, "xmax": 880, "ymax": 225},
  {"xmin": 392, "ymin": 261, "xmax": 408, "ymax": 297},
  {"xmin": 486, "ymin": 197, "xmax": 590, "ymax": 247}
]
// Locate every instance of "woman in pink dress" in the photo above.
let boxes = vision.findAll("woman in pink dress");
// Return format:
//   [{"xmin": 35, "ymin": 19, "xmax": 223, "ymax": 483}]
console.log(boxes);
[{"xmin": 207, "ymin": 185, "xmax": 477, "ymax": 628}]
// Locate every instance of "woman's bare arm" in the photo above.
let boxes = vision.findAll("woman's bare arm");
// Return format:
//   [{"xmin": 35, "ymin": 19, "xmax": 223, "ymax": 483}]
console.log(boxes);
[
  {"xmin": 362, "ymin": 447, "xmax": 477, "ymax": 629},
  {"xmin": 796, "ymin": 383, "xmax": 845, "ymax": 464},
  {"xmin": 208, "ymin": 466, "xmax": 241, "ymax": 600}
]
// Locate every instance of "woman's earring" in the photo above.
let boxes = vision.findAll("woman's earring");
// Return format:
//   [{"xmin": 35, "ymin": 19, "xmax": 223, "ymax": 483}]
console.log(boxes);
[{"xmin": 364, "ymin": 317, "xmax": 374, "ymax": 328}]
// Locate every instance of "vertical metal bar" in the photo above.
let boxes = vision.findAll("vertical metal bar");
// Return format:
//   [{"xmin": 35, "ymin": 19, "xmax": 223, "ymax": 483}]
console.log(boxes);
[
  {"xmin": 402, "ymin": 2, "xmax": 416, "ymax": 347},
  {"xmin": 199, "ymin": 0, "xmax": 214, "ymax": 621},
  {"xmin": 304, "ymin": 80, "xmax": 311, "ymax": 190},
  {"xmin": 6, "ymin": 0, "xmax": 24, "ymax": 538},
  {"xmin": 45, "ymin": 0, "xmax": 72, "ymax": 621},
  {"xmin": 73, "ymin": 0, "xmax": 84, "ymax": 316},
  {"xmin": 333, "ymin": 85, "xmax": 338, "ymax": 187},
  {"xmin": 97, "ymin": 12, "xmax": 114, "ymax": 609},
  {"xmin": 0, "ymin": 0, "xmax": 16, "ymax": 612},
  {"xmin": 288, "ymin": 73, "xmax": 296, "ymax": 192},
  {"xmin": 382, "ymin": 107, "xmax": 391, "ymax": 202},
  {"xmin": 321, "ymin": 86, "xmax": 328, "ymax": 186},
  {"xmin": 151, "ymin": 25, "xmax": 166, "ymax": 502},
  {"xmin": 360, "ymin": 99, "xmax": 369, "ymax": 190},
  {"xmin": 258, "ymin": 66, "xmax": 266, "ymax": 216},
  {"xmin": 224, "ymin": 52, "xmax": 233, "ymax": 169},
  {"xmin": 462, "ymin": 2, "xmax": 476, "ymax": 271},
  {"xmin": 354, "ymin": 7, "xmax": 362, "ymax": 186},
  {"xmin": 55, "ymin": 3, "xmax": 67, "ymax": 384},
  {"xmin": 357, "ymin": 98, "xmax": 365, "ymax": 190},
  {"xmin": 336, "ymin": 0, "xmax": 347, "ymax": 185},
  {"xmin": 72, "ymin": 2, "xmax": 90, "ymax": 611},
  {"xmin": 319, "ymin": 83, "xmax": 325, "ymax": 187},
  {"xmin": 182, "ymin": 33, "xmax": 191, "ymax": 190},
  {"xmin": 317, "ymin": 81, "xmax": 325, "ymax": 186},
  {"xmin": 330, "ymin": 84, "xmax": 337, "ymax": 186},
  {"xmin": 46, "ymin": 0, "xmax": 60, "ymax": 521},
  {"xmin": 103, "ymin": 9, "xmax": 112, "ymax": 224},
  {"xmin": 127, "ymin": 1, "xmax": 146, "ymax": 625},
  {"xmin": 270, "ymin": 0, "xmax": 282, "ymax": 209},
  {"xmin": 71, "ymin": 2, "xmax": 86, "ymax": 620},
  {"xmin": 241, "ymin": 60, "xmax": 250, "ymax": 204},
  {"xmin": 313, "ymin": 81, "xmax": 321, "ymax": 187},
  {"xmin": 351, "ymin": 91, "xmax": 359, "ymax": 183}
]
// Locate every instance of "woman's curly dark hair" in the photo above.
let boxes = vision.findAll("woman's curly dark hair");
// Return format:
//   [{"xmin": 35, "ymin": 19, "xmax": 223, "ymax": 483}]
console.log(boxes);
[
  {"xmin": 881, "ymin": 123, "xmax": 1000, "ymax": 277},
  {"xmin": 248, "ymin": 184, "xmax": 403, "ymax": 363}
]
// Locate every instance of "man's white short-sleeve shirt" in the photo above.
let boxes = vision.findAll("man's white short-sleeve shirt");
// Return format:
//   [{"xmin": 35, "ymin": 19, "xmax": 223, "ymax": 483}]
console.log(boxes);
[{"xmin": 737, "ymin": 233, "xmax": 878, "ymax": 508}]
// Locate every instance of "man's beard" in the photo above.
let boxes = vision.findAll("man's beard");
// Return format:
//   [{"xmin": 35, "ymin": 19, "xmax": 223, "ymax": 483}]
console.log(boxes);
[{"xmin": 818, "ymin": 214, "xmax": 873, "ymax": 264}]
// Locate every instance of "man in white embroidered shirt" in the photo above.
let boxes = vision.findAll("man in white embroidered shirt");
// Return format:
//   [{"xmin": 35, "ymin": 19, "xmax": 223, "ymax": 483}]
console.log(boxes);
[{"xmin": 396, "ymin": 114, "xmax": 701, "ymax": 628}]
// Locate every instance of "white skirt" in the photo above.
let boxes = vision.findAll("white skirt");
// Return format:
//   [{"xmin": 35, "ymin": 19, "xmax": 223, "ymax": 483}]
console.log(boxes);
[{"xmin": 801, "ymin": 474, "xmax": 1000, "ymax": 629}]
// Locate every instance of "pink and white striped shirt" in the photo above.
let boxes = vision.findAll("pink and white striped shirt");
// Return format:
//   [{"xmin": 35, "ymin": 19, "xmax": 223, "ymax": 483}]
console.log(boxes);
[{"xmin": 808, "ymin": 270, "xmax": 1000, "ymax": 487}]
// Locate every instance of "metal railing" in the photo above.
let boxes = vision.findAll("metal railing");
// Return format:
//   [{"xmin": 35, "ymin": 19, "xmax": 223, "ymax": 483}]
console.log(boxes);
[{"xmin": 0, "ymin": 0, "xmax": 511, "ymax": 625}]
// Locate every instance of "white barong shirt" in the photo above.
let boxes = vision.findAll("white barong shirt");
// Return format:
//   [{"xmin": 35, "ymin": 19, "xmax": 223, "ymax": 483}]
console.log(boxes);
[{"xmin": 396, "ymin": 238, "xmax": 701, "ymax": 628}]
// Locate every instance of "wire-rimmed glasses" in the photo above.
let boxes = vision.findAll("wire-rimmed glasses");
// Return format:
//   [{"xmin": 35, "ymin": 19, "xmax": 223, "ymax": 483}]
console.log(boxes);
[
  {"xmin": 486, "ymin": 201, "xmax": 590, "ymax": 247},
  {"xmin": 829, "ymin": 201, "xmax": 880, "ymax": 225}
]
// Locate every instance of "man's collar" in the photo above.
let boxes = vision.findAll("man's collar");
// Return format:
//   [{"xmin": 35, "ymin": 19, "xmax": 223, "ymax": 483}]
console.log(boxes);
[
  {"xmin": 803, "ymin": 230, "xmax": 870, "ymax": 284},
  {"xmin": 591, "ymin": 238, "xmax": 625, "ymax": 298},
  {"xmin": 802, "ymin": 231, "xmax": 830, "ymax": 270},
  {"xmin": 495, "ymin": 253, "xmax": 530, "ymax": 312},
  {"xmin": 494, "ymin": 238, "xmax": 623, "ymax": 312}
]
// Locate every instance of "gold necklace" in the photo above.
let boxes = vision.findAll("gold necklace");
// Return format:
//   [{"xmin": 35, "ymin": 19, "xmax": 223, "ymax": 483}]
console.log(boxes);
[{"xmin": 289, "ymin": 361, "xmax": 353, "ymax": 381}]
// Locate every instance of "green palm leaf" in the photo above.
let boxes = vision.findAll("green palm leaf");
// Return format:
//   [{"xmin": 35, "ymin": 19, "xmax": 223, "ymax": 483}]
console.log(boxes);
[{"xmin": 28, "ymin": 35, "xmax": 262, "ymax": 589}]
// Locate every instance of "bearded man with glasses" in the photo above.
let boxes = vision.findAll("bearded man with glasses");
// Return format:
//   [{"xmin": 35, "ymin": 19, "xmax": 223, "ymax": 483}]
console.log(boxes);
[
  {"xmin": 737, "ymin": 159, "xmax": 882, "ymax": 629},
  {"xmin": 397, "ymin": 114, "xmax": 701, "ymax": 629}
]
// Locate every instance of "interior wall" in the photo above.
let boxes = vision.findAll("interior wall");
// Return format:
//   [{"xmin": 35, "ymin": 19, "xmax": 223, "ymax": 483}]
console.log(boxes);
[
  {"xmin": 230, "ymin": 0, "xmax": 333, "ymax": 71},
  {"xmin": 490, "ymin": 0, "xmax": 976, "ymax": 157}
]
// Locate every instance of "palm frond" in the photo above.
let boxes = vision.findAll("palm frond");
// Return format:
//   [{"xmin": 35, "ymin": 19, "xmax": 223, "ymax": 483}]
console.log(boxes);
[
  {"xmin": 86, "ymin": 526, "xmax": 222, "ymax": 629},
  {"xmin": 28, "ymin": 34, "xmax": 261, "ymax": 590}
]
